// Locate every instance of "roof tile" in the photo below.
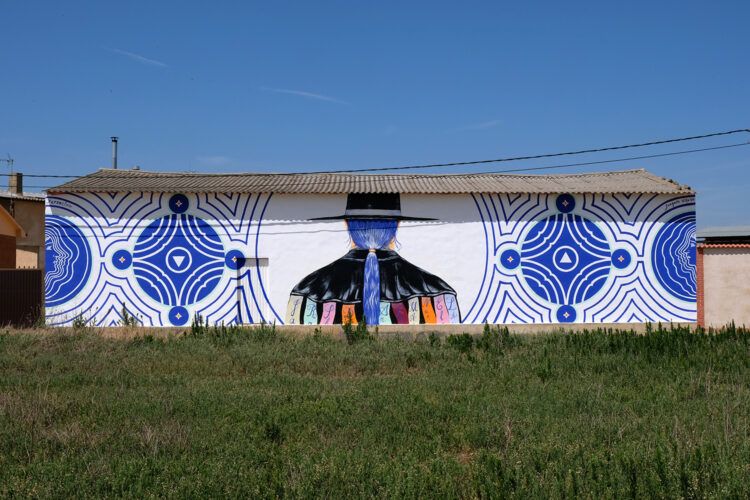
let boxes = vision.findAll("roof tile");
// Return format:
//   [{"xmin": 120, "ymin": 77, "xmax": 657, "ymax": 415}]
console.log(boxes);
[{"xmin": 47, "ymin": 168, "xmax": 693, "ymax": 195}]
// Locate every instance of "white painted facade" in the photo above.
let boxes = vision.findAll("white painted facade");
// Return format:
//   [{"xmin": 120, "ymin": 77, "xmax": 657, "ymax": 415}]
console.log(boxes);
[{"xmin": 45, "ymin": 191, "xmax": 696, "ymax": 326}]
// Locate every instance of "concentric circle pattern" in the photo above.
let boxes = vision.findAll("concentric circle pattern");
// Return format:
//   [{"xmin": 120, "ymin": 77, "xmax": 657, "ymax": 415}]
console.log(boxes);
[
  {"xmin": 651, "ymin": 212, "xmax": 696, "ymax": 302},
  {"xmin": 132, "ymin": 214, "xmax": 225, "ymax": 306},
  {"xmin": 467, "ymin": 191, "xmax": 697, "ymax": 324},
  {"xmin": 45, "ymin": 215, "xmax": 92, "ymax": 307},
  {"xmin": 520, "ymin": 214, "xmax": 611, "ymax": 305}
]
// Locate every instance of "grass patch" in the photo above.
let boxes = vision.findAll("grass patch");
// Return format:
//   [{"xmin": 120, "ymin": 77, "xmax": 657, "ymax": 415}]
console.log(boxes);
[{"xmin": 0, "ymin": 324, "xmax": 749, "ymax": 497}]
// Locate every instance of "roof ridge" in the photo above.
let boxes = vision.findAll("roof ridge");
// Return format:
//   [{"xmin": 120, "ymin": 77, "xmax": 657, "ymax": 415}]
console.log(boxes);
[
  {"xmin": 92, "ymin": 167, "xmax": 647, "ymax": 178},
  {"xmin": 52, "ymin": 168, "xmax": 692, "ymax": 195}
]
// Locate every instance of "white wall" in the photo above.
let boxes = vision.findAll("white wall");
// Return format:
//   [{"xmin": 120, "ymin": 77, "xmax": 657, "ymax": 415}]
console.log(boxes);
[
  {"xmin": 260, "ymin": 193, "xmax": 487, "ymax": 321},
  {"xmin": 44, "ymin": 191, "xmax": 696, "ymax": 326}
]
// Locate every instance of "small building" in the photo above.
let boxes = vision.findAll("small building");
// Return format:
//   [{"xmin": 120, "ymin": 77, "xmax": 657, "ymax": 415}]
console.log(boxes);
[
  {"xmin": 45, "ymin": 168, "xmax": 696, "ymax": 327},
  {"xmin": 0, "ymin": 173, "xmax": 46, "ymax": 326},
  {"xmin": 0, "ymin": 174, "xmax": 46, "ymax": 269},
  {"xmin": 0, "ymin": 204, "xmax": 25, "ymax": 268},
  {"xmin": 697, "ymin": 228, "xmax": 750, "ymax": 328}
]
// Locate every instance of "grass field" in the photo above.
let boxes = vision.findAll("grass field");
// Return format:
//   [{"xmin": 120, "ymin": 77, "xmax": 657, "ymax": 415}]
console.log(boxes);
[{"xmin": 1, "ymin": 323, "xmax": 749, "ymax": 498}]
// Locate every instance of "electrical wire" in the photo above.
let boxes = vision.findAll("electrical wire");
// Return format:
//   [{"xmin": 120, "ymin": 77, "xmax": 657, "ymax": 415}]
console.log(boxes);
[
  {"xmin": 4, "ymin": 128, "xmax": 750, "ymax": 182},
  {"xmin": 18, "ymin": 140, "xmax": 749, "ymax": 190}
]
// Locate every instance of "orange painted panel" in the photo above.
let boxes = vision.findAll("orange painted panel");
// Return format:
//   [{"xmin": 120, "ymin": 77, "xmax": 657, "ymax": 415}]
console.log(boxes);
[
  {"xmin": 421, "ymin": 297, "xmax": 437, "ymax": 324},
  {"xmin": 341, "ymin": 304, "xmax": 357, "ymax": 325}
]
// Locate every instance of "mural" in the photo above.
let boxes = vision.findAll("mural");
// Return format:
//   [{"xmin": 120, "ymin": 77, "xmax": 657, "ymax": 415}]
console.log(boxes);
[
  {"xmin": 45, "ymin": 215, "xmax": 92, "ymax": 307},
  {"xmin": 45, "ymin": 192, "xmax": 276, "ymax": 326},
  {"xmin": 466, "ymin": 192, "xmax": 696, "ymax": 323},
  {"xmin": 45, "ymin": 190, "xmax": 696, "ymax": 326},
  {"xmin": 285, "ymin": 193, "xmax": 459, "ymax": 325}
]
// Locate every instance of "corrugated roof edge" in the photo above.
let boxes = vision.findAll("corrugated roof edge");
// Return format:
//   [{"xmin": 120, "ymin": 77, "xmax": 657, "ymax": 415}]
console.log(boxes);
[
  {"xmin": 0, "ymin": 191, "xmax": 46, "ymax": 202},
  {"xmin": 47, "ymin": 167, "xmax": 695, "ymax": 195},
  {"xmin": 697, "ymin": 226, "xmax": 750, "ymax": 239}
]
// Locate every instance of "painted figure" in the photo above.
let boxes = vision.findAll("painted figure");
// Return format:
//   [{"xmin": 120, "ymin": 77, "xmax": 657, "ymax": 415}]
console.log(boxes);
[{"xmin": 286, "ymin": 193, "xmax": 460, "ymax": 325}]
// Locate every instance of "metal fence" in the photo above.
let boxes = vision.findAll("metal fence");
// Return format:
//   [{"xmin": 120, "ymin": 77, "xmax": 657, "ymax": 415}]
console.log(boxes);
[{"xmin": 0, "ymin": 269, "xmax": 43, "ymax": 327}]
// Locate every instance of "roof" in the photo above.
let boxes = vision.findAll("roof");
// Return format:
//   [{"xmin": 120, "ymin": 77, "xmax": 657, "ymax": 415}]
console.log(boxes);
[
  {"xmin": 697, "ymin": 226, "xmax": 750, "ymax": 245},
  {"xmin": 698, "ymin": 243, "xmax": 750, "ymax": 249},
  {"xmin": 47, "ymin": 168, "xmax": 694, "ymax": 195},
  {"xmin": 0, "ymin": 191, "xmax": 46, "ymax": 202},
  {"xmin": 697, "ymin": 226, "xmax": 750, "ymax": 239},
  {"xmin": 0, "ymin": 204, "xmax": 25, "ymax": 238}
]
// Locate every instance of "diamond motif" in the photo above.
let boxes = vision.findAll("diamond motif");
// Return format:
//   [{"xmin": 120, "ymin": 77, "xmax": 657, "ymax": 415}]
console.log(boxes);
[
  {"xmin": 133, "ymin": 214, "xmax": 224, "ymax": 306},
  {"xmin": 520, "ymin": 214, "xmax": 611, "ymax": 304}
]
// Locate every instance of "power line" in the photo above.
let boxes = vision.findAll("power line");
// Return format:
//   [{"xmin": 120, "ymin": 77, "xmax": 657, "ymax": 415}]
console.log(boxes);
[
  {"xmin": 310, "ymin": 128, "xmax": 750, "ymax": 175},
  {"xmin": 6, "ymin": 128, "xmax": 750, "ymax": 181},
  {"xmin": 21, "ymin": 141, "xmax": 748, "ymax": 190},
  {"xmin": 475, "ymin": 141, "xmax": 749, "ymax": 175}
]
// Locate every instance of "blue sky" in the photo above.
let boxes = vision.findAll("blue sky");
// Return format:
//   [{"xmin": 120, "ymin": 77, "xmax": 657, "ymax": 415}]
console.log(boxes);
[{"xmin": 2, "ymin": 1, "xmax": 748, "ymax": 228}]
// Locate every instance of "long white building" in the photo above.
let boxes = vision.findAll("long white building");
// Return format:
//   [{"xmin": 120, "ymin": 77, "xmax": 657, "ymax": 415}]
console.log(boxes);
[{"xmin": 45, "ymin": 168, "xmax": 696, "ymax": 327}]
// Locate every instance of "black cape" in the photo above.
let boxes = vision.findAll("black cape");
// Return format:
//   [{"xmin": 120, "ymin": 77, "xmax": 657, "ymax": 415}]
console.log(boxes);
[{"xmin": 291, "ymin": 249, "xmax": 456, "ymax": 303}]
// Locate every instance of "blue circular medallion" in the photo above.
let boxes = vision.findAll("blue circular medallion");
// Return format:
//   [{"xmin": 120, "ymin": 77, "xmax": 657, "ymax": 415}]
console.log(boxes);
[
  {"xmin": 611, "ymin": 248, "xmax": 631, "ymax": 269},
  {"xmin": 521, "ymin": 214, "xmax": 611, "ymax": 305},
  {"xmin": 651, "ymin": 211, "xmax": 696, "ymax": 302},
  {"xmin": 499, "ymin": 249, "xmax": 520, "ymax": 270},
  {"xmin": 45, "ymin": 215, "xmax": 92, "ymax": 307},
  {"xmin": 169, "ymin": 194, "xmax": 189, "ymax": 214},
  {"xmin": 169, "ymin": 306, "xmax": 189, "ymax": 326},
  {"xmin": 556, "ymin": 305, "xmax": 576, "ymax": 323},
  {"xmin": 556, "ymin": 194, "xmax": 576, "ymax": 213},
  {"xmin": 132, "ymin": 214, "xmax": 225, "ymax": 306},
  {"xmin": 112, "ymin": 249, "xmax": 132, "ymax": 270},
  {"xmin": 225, "ymin": 249, "xmax": 246, "ymax": 270}
]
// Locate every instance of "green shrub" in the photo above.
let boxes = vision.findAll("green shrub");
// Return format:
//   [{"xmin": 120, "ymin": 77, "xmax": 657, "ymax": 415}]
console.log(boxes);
[
  {"xmin": 446, "ymin": 333, "xmax": 474, "ymax": 353},
  {"xmin": 343, "ymin": 318, "xmax": 370, "ymax": 344},
  {"xmin": 476, "ymin": 323, "xmax": 519, "ymax": 354},
  {"xmin": 119, "ymin": 303, "xmax": 139, "ymax": 327},
  {"xmin": 71, "ymin": 313, "xmax": 91, "ymax": 331}
]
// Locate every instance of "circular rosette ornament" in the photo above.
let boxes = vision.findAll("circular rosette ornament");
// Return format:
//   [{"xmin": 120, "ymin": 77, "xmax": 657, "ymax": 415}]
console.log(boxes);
[{"xmin": 520, "ymin": 213, "xmax": 611, "ymax": 306}]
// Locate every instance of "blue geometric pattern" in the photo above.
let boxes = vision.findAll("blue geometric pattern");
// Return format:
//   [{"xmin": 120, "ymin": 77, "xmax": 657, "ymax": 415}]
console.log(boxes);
[
  {"xmin": 468, "ymin": 192, "xmax": 696, "ymax": 324},
  {"xmin": 45, "ymin": 215, "xmax": 92, "ymax": 307},
  {"xmin": 44, "ymin": 191, "xmax": 281, "ymax": 327},
  {"xmin": 132, "ymin": 212, "xmax": 224, "ymax": 306},
  {"xmin": 520, "ymin": 213, "xmax": 611, "ymax": 305},
  {"xmin": 44, "ymin": 189, "xmax": 696, "ymax": 326},
  {"xmin": 651, "ymin": 212, "xmax": 696, "ymax": 302}
]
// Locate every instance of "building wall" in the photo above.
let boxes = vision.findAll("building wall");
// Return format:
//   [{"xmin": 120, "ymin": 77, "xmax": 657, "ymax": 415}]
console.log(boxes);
[
  {"xmin": 44, "ymin": 191, "xmax": 697, "ymax": 326},
  {"xmin": 0, "ymin": 234, "xmax": 16, "ymax": 268},
  {"xmin": 16, "ymin": 246, "xmax": 40, "ymax": 269},
  {"xmin": 701, "ymin": 247, "xmax": 750, "ymax": 327},
  {"xmin": 0, "ymin": 198, "xmax": 46, "ymax": 269},
  {"xmin": 14, "ymin": 199, "xmax": 45, "ymax": 269}
]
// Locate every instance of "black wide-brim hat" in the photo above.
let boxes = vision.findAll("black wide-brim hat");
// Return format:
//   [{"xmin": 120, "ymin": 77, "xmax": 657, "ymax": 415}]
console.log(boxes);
[{"xmin": 311, "ymin": 193, "xmax": 436, "ymax": 221}]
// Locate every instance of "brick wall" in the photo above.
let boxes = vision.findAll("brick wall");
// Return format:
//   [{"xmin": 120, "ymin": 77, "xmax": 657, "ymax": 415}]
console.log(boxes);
[{"xmin": 697, "ymin": 246, "xmax": 704, "ymax": 327}]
